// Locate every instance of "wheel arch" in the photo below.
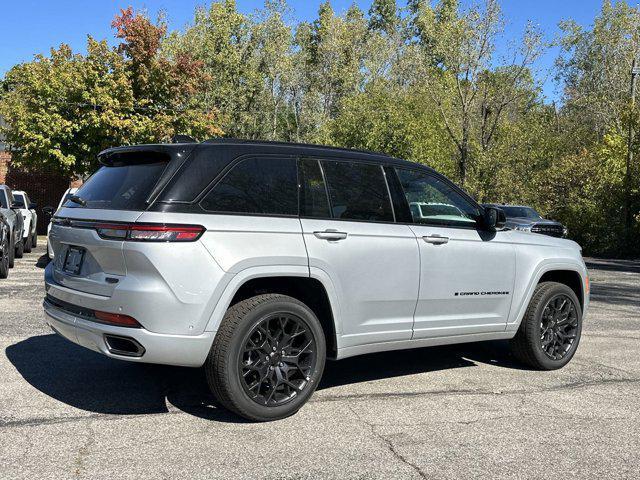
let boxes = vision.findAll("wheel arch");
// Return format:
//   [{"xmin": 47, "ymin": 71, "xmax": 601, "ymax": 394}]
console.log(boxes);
[
  {"xmin": 204, "ymin": 267, "xmax": 341, "ymax": 359},
  {"xmin": 507, "ymin": 260, "xmax": 588, "ymax": 332},
  {"xmin": 538, "ymin": 269, "xmax": 584, "ymax": 310}
]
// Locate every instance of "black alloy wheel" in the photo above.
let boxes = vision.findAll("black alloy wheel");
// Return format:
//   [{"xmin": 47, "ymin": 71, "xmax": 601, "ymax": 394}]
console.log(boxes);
[
  {"xmin": 239, "ymin": 313, "xmax": 317, "ymax": 407},
  {"xmin": 206, "ymin": 294, "xmax": 326, "ymax": 421},
  {"xmin": 510, "ymin": 281, "xmax": 583, "ymax": 370},
  {"xmin": 539, "ymin": 294, "xmax": 579, "ymax": 360}
]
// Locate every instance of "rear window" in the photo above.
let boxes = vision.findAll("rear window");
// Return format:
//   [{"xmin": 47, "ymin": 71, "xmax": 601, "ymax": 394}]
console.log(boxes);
[{"xmin": 65, "ymin": 162, "xmax": 168, "ymax": 210}]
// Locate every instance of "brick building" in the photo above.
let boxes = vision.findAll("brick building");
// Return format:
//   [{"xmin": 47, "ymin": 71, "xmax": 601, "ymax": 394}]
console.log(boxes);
[{"xmin": 0, "ymin": 122, "xmax": 79, "ymax": 234}]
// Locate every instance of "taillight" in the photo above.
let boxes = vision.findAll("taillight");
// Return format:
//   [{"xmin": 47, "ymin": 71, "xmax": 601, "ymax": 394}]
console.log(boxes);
[
  {"xmin": 96, "ymin": 223, "xmax": 204, "ymax": 242},
  {"xmin": 94, "ymin": 310, "xmax": 141, "ymax": 328}
]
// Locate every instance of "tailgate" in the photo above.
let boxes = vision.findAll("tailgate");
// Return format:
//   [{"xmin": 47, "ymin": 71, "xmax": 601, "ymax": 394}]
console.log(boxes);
[{"xmin": 49, "ymin": 209, "xmax": 142, "ymax": 296}]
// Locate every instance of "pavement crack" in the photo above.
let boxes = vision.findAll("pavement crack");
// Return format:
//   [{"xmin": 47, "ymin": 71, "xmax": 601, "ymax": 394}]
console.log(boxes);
[
  {"xmin": 74, "ymin": 425, "xmax": 95, "ymax": 479},
  {"xmin": 314, "ymin": 376, "xmax": 640, "ymax": 404},
  {"xmin": 347, "ymin": 405, "xmax": 429, "ymax": 479}
]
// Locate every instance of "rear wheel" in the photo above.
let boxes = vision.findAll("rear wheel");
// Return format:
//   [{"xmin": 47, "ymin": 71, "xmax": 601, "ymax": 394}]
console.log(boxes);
[
  {"xmin": 0, "ymin": 236, "xmax": 9, "ymax": 278},
  {"xmin": 24, "ymin": 234, "xmax": 32, "ymax": 253},
  {"xmin": 32, "ymin": 232, "xmax": 38, "ymax": 248},
  {"xmin": 205, "ymin": 294, "xmax": 326, "ymax": 421},
  {"xmin": 510, "ymin": 281, "xmax": 582, "ymax": 370},
  {"xmin": 15, "ymin": 239, "xmax": 24, "ymax": 259}
]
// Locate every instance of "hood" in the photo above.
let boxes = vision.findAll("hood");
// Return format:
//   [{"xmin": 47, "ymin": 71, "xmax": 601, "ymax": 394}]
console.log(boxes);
[
  {"xmin": 506, "ymin": 229, "xmax": 580, "ymax": 250},
  {"xmin": 507, "ymin": 217, "xmax": 563, "ymax": 227}
]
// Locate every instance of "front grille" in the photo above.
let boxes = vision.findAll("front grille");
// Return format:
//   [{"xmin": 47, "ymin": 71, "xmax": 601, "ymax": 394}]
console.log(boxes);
[{"xmin": 531, "ymin": 224, "xmax": 564, "ymax": 237}]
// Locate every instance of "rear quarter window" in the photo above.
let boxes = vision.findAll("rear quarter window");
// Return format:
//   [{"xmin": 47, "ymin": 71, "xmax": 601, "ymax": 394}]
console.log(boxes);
[
  {"xmin": 65, "ymin": 161, "xmax": 168, "ymax": 210},
  {"xmin": 200, "ymin": 157, "xmax": 298, "ymax": 216}
]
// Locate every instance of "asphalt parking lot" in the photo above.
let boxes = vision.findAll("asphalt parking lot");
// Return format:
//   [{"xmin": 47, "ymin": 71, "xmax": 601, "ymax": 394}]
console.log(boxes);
[{"xmin": 1, "ymin": 242, "xmax": 639, "ymax": 479}]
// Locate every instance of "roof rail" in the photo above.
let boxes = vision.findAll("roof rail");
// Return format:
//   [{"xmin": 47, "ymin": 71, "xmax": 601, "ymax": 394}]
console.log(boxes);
[{"xmin": 202, "ymin": 137, "xmax": 392, "ymax": 158}]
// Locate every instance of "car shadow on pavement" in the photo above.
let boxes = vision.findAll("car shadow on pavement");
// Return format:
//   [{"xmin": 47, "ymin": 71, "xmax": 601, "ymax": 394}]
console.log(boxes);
[
  {"xmin": 5, "ymin": 334, "xmax": 245, "ymax": 423},
  {"xmin": 6, "ymin": 334, "xmax": 524, "ymax": 423}
]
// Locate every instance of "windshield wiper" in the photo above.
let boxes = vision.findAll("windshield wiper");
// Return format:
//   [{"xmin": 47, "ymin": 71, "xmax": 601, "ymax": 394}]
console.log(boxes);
[{"xmin": 68, "ymin": 194, "xmax": 87, "ymax": 207}]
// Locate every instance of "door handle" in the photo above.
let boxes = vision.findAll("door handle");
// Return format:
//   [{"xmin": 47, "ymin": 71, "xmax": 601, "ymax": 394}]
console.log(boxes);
[
  {"xmin": 314, "ymin": 230, "xmax": 348, "ymax": 241},
  {"xmin": 422, "ymin": 234, "xmax": 449, "ymax": 245}
]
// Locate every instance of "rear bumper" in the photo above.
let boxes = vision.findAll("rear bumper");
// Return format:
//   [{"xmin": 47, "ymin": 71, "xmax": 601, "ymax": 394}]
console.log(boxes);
[{"xmin": 43, "ymin": 298, "xmax": 214, "ymax": 367}]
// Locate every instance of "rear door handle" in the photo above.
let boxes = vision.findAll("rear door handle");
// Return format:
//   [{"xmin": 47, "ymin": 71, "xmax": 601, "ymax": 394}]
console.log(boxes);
[
  {"xmin": 314, "ymin": 230, "xmax": 348, "ymax": 241},
  {"xmin": 422, "ymin": 234, "xmax": 449, "ymax": 245}
]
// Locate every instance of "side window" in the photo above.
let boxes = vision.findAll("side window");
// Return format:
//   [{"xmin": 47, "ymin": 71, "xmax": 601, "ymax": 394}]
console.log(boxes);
[
  {"xmin": 321, "ymin": 160, "xmax": 394, "ymax": 222},
  {"xmin": 396, "ymin": 168, "xmax": 480, "ymax": 227},
  {"xmin": 0, "ymin": 191, "xmax": 7, "ymax": 208},
  {"xmin": 200, "ymin": 157, "xmax": 298, "ymax": 216},
  {"xmin": 299, "ymin": 158, "xmax": 330, "ymax": 218}
]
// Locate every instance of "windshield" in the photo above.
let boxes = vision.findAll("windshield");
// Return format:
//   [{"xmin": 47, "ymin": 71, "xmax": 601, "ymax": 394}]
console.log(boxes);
[
  {"xmin": 0, "ymin": 191, "xmax": 7, "ymax": 208},
  {"xmin": 13, "ymin": 193, "xmax": 25, "ymax": 208},
  {"xmin": 501, "ymin": 206, "xmax": 541, "ymax": 219},
  {"xmin": 59, "ymin": 192, "xmax": 75, "ymax": 209},
  {"xmin": 64, "ymin": 161, "xmax": 168, "ymax": 210}
]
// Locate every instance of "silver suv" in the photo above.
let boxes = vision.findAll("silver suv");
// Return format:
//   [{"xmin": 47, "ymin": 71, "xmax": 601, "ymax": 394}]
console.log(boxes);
[{"xmin": 44, "ymin": 140, "xmax": 589, "ymax": 421}]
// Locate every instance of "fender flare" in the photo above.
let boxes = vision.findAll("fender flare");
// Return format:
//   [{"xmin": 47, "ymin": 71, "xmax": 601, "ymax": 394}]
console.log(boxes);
[
  {"xmin": 203, "ymin": 265, "xmax": 342, "ymax": 338},
  {"xmin": 506, "ymin": 259, "xmax": 587, "ymax": 332}
]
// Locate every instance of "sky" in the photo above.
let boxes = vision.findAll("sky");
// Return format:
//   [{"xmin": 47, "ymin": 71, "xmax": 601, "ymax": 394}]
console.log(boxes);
[{"xmin": 0, "ymin": 0, "xmax": 612, "ymax": 101}]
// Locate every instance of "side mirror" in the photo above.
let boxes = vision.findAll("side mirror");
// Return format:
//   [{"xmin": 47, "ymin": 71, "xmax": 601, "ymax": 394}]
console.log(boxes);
[
  {"xmin": 483, "ymin": 206, "xmax": 506, "ymax": 230},
  {"xmin": 42, "ymin": 206, "xmax": 54, "ymax": 216},
  {"xmin": 29, "ymin": 202, "xmax": 38, "ymax": 209}
]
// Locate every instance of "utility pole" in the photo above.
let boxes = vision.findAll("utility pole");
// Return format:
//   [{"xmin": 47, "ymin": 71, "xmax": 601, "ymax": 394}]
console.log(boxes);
[{"xmin": 625, "ymin": 58, "xmax": 640, "ymax": 251}]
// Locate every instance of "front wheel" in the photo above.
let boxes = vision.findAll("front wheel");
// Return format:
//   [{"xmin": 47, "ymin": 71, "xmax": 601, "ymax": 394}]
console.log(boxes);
[
  {"xmin": 205, "ymin": 294, "xmax": 326, "ymax": 421},
  {"xmin": 32, "ymin": 232, "xmax": 38, "ymax": 248},
  {"xmin": 15, "ymin": 239, "xmax": 24, "ymax": 259},
  {"xmin": 510, "ymin": 281, "xmax": 583, "ymax": 370},
  {"xmin": 8, "ymin": 235, "xmax": 14, "ymax": 268}
]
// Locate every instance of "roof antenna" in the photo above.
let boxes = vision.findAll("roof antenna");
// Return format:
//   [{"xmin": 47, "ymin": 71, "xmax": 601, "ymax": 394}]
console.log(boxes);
[{"xmin": 171, "ymin": 134, "xmax": 197, "ymax": 143}]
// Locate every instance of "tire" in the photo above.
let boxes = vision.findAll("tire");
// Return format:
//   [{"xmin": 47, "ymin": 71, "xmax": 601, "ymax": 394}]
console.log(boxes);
[
  {"xmin": 205, "ymin": 294, "xmax": 326, "ymax": 421},
  {"xmin": 8, "ymin": 235, "xmax": 14, "ymax": 269},
  {"xmin": 15, "ymin": 239, "xmax": 24, "ymax": 259},
  {"xmin": 24, "ymin": 235, "xmax": 32, "ymax": 253},
  {"xmin": 32, "ymin": 232, "xmax": 38, "ymax": 248},
  {"xmin": 0, "ymin": 236, "xmax": 9, "ymax": 279},
  {"xmin": 510, "ymin": 281, "xmax": 583, "ymax": 370}
]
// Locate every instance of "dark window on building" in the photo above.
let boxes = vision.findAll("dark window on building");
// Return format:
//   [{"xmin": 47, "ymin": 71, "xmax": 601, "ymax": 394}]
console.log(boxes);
[
  {"xmin": 396, "ymin": 168, "xmax": 480, "ymax": 227},
  {"xmin": 201, "ymin": 157, "xmax": 298, "ymax": 215},
  {"xmin": 299, "ymin": 158, "xmax": 330, "ymax": 218},
  {"xmin": 321, "ymin": 160, "xmax": 394, "ymax": 222}
]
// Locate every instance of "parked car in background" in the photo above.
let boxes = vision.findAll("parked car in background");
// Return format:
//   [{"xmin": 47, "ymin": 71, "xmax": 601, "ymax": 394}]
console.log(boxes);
[
  {"xmin": 11, "ymin": 190, "xmax": 38, "ymax": 253},
  {"xmin": 44, "ymin": 139, "xmax": 588, "ymax": 422},
  {"xmin": 0, "ymin": 210, "xmax": 10, "ymax": 278},
  {"xmin": 0, "ymin": 184, "xmax": 25, "ymax": 266},
  {"xmin": 43, "ymin": 187, "xmax": 77, "ymax": 259},
  {"xmin": 483, "ymin": 204, "xmax": 568, "ymax": 238}
]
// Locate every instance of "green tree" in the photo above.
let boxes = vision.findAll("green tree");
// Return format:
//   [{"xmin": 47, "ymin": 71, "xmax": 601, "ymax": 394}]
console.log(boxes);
[{"xmin": 0, "ymin": 8, "xmax": 221, "ymax": 177}]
